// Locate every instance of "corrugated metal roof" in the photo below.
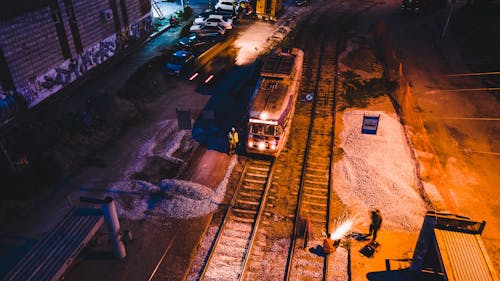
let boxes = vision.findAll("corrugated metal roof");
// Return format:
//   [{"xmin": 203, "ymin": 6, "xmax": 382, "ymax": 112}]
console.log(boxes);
[
  {"xmin": 434, "ymin": 229, "xmax": 499, "ymax": 281},
  {"xmin": 3, "ymin": 207, "xmax": 104, "ymax": 281}
]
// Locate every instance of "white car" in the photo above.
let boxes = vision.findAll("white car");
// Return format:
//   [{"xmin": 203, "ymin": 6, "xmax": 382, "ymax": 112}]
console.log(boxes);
[
  {"xmin": 215, "ymin": 0, "xmax": 240, "ymax": 12},
  {"xmin": 189, "ymin": 24, "xmax": 226, "ymax": 36},
  {"xmin": 194, "ymin": 14, "xmax": 233, "ymax": 29}
]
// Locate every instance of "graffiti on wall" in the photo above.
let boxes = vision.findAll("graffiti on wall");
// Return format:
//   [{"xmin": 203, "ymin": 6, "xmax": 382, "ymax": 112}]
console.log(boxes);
[
  {"xmin": 130, "ymin": 16, "xmax": 153, "ymax": 41},
  {"xmin": 19, "ymin": 34, "xmax": 117, "ymax": 107},
  {"xmin": 116, "ymin": 15, "xmax": 153, "ymax": 51},
  {"xmin": 18, "ymin": 16, "xmax": 152, "ymax": 108}
]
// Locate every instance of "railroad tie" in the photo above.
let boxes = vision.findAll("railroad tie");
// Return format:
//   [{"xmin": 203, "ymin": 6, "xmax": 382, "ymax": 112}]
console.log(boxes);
[
  {"xmin": 239, "ymin": 191, "xmax": 262, "ymax": 198},
  {"xmin": 247, "ymin": 172, "xmax": 269, "ymax": 178},
  {"xmin": 302, "ymin": 193, "xmax": 327, "ymax": 200},
  {"xmin": 303, "ymin": 201, "xmax": 327, "ymax": 208},
  {"xmin": 237, "ymin": 199, "xmax": 260, "ymax": 206},
  {"xmin": 232, "ymin": 208, "xmax": 257, "ymax": 215},
  {"xmin": 303, "ymin": 186, "xmax": 328, "ymax": 192},
  {"xmin": 244, "ymin": 178, "xmax": 267, "ymax": 184},
  {"xmin": 304, "ymin": 179, "xmax": 328, "ymax": 185},
  {"xmin": 232, "ymin": 216, "xmax": 255, "ymax": 223},
  {"xmin": 242, "ymin": 184, "xmax": 264, "ymax": 191}
]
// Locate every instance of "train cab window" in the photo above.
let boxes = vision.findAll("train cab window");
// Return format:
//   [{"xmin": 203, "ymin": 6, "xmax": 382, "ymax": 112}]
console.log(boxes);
[
  {"xmin": 250, "ymin": 123, "xmax": 276, "ymax": 136},
  {"xmin": 275, "ymin": 126, "xmax": 283, "ymax": 137}
]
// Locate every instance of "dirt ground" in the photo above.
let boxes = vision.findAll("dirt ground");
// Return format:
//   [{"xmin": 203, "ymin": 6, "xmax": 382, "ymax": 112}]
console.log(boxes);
[
  {"xmin": 384, "ymin": 4, "xmax": 500, "ymax": 275},
  {"xmin": 329, "ymin": 0, "xmax": 499, "ymax": 278}
]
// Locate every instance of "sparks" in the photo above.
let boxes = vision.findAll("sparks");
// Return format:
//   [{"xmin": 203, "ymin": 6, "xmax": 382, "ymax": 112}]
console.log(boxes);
[{"xmin": 330, "ymin": 220, "xmax": 353, "ymax": 240}]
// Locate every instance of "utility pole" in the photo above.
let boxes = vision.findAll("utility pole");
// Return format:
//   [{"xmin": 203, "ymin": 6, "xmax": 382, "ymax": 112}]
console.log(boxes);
[{"xmin": 441, "ymin": 0, "xmax": 455, "ymax": 38}]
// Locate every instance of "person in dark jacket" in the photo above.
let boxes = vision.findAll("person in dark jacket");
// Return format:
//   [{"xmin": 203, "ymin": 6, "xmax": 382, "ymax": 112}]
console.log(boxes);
[{"xmin": 368, "ymin": 209, "xmax": 382, "ymax": 241}]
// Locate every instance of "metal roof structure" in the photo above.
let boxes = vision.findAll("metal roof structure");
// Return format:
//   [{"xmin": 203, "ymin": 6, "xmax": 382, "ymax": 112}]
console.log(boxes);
[
  {"xmin": 250, "ymin": 77, "xmax": 291, "ymax": 121},
  {"xmin": 249, "ymin": 48, "xmax": 303, "ymax": 121},
  {"xmin": 434, "ymin": 229, "xmax": 499, "ymax": 281},
  {"xmin": 260, "ymin": 48, "xmax": 296, "ymax": 78},
  {"xmin": 411, "ymin": 212, "xmax": 499, "ymax": 281},
  {"xmin": 3, "ymin": 207, "xmax": 104, "ymax": 281}
]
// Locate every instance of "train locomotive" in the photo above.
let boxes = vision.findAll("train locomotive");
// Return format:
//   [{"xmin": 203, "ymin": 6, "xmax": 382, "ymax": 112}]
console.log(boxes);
[{"xmin": 246, "ymin": 47, "xmax": 304, "ymax": 157}]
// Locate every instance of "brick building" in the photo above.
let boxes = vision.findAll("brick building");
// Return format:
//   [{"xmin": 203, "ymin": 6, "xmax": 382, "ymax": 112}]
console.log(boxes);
[{"xmin": 0, "ymin": 0, "xmax": 152, "ymax": 120}]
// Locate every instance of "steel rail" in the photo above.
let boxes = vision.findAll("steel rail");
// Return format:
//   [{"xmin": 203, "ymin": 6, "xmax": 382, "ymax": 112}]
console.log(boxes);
[
  {"xmin": 238, "ymin": 158, "xmax": 277, "ymax": 281},
  {"xmin": 325, "ymin": 30, "xmax": 342, "ymax": 281},
  {"xmin": 198, "ymin": 158, "xmax": 275, "ymax": 281},
  {"xmin": 446, "ymin": 71, "xmax": 500, "ymax": 77},
  {"xmin": 284, "ymin": 34, "xmax": 328, "ymax": 281},
  {"xmin": 197, "ymin": 159, "xmax": 250, "ymax": 280}
]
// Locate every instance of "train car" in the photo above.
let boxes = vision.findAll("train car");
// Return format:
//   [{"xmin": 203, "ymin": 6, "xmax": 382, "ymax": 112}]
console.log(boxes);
[{"xmin": 246, "ymin": 47, "xmax": 304, "ymax": 157}]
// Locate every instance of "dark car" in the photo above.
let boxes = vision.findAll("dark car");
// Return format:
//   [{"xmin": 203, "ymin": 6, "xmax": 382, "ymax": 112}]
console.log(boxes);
[
  {"xmin": 401, "ymin": 0, "xmax": 446, "ymax": 13},
  {"xmin": 165, "ymin": 50, "xmax": 195, "ymax": 76},
  {"xmin": 177, "ymin": 33, "xmax": 219, "ymax": 50}
]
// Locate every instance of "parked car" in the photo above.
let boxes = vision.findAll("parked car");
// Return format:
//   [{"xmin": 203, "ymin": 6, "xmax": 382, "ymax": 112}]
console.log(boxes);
[
  {"xmin": 214, "ymin": 8, "xmax": 238, "ymax": 20},
  {"xmin": 194, "ymin": 14, "xmax": 233, "ymax": 29},
  {"xmin": 190, "ymin": 24, "xmax": 226, "ymax": 36},
  {"xmin": 165, "ymin": 50, "xmax": 195, "ymax": 76},
  {"xmin": 195, "ymin": 9, "xmax": 215, "ymax": 21},
  {"xmin": 177, "ymin": 33, "xmax": 223, "ymax": 50},
  {"xmin": 215, "ymin": 0, "xmax": 240, "ymax": 12},
  {"xmin": 401, "ymin": 0, "xmax": 446, "ymax": 13},
  {"xmin": 189, "ymin": 24, "xmax": 203, "ymax": 33}
]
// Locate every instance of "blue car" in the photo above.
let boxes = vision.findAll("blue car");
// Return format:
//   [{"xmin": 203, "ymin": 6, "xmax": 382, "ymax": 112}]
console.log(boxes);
[{"xmin": 165, "ymin": 50, "xmax": 195, "ymax": 76}]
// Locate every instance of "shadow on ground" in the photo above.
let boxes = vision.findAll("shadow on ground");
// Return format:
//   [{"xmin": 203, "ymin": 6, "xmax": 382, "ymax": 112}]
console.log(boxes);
[
  {"xmin": 192, "ymin": 62, "xmax": 260, "ymax": 153},
  {"xmin": 367, "ymin": 269, "xmax": 444, "ymax": 281}
]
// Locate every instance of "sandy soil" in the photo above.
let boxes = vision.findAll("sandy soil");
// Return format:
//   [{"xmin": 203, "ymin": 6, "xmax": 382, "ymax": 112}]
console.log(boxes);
[
  {"xmin": 333, "ymin": 0, "xmax": 499, "ymax": 278},
  {"xmin": 385, "ymin": 5, "xmax": 500, "ymax": 275}
]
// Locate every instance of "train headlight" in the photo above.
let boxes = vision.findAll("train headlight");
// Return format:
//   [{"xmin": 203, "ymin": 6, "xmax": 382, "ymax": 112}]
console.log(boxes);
[
  {"xmin": 248, "ymin": 135, "xmax": 254, "ymax": 147},
  {"xmin": 268, "ymin": 137, "xmax": 276, "ymax": 150},
  {"xmin": 260, "ymin": 112, "xmax": 268, "ymax": 120},
  {"xmin": 258, "ymin": 142, "xmax": 266, "ymax": 150}
]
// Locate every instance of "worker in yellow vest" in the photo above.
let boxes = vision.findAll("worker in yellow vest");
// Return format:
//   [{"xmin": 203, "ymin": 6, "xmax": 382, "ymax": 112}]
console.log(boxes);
[{"xmin": 228, "ymin": 127, "xmax": 239, "ymax": 155}]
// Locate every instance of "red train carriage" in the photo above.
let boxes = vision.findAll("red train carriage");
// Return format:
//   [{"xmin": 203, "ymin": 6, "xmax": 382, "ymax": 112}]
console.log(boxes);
[{"xmin": 246, "ymin": 47, "xmax": 304, "ymax": 157}]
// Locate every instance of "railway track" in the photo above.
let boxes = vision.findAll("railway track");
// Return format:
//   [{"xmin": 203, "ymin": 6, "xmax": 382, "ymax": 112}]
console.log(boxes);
[
  {"xmin": 284, "ymin": 29, "xmax": 339, "ymax": 281},
  {"xmin": 197, "ymin": 158, "xmax": 275, "ymax": 281},
  {"xmin": 240, "ymin": 12, "xmax": 341, "ymax": 281},
  {"xmin": 188, "ymin": 3, "xmax": 379, "ymax": 280}
]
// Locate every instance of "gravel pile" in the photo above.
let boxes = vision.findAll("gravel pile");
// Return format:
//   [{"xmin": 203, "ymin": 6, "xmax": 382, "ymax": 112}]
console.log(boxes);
[
  {"xmin": 109, "ymin": 155, "xmax": 237, "ymax": 220},
  {"xmin": 334, "ymin": 110, "xmax": 427, "ymax": 232}
]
